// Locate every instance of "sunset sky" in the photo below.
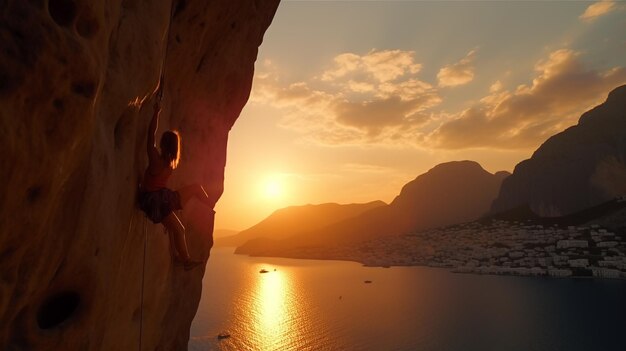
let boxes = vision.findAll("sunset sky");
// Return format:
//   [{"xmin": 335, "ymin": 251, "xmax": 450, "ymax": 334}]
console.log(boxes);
[{"xmin": 215, "ymin": 0, "xmax": 626, "ymax": 231}]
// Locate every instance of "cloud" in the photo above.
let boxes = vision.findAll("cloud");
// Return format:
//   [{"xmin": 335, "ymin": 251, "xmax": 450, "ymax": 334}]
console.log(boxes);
[
  {"xmin": 347, "ymin": 80, "xmax": 375, "ymax": 93},
  {"xmin": 253, "ymin": 49, "xmax": 626, "ymax": 150},
  {"xmin": 252, "ymin": 63, "xmax": 335, "ymax": 111},
  {"xmin": 437, "ymin": 50, "xmax": 477, "ymax": 87},
  {"xmin": 320, "ymin": 53, "xmax": 361, "ymax": 81},
  {"xmin": 377, "ymin": 79, "xmax": 437, "ymax": 101},
  {"xmin": 333, "ymin": 96, "xmax": 433, "ymax": 137},
  {"xmin": 322, "ymin": 49, "xmax": 422, "ymax": 83},
  {"xmin": 430, "ymin": 49, "xmax": 626, "ymax": 149},
  {"xmin": 252, "ymin": 52, "xmax": 439, "ymax": 146},
  {"xmin": 580, "ymin": 1, "xmax": 616, "ymax": 22},
  {"xmin": 489, "ymin": 80, "xmax": 503, "ymax": 93}
]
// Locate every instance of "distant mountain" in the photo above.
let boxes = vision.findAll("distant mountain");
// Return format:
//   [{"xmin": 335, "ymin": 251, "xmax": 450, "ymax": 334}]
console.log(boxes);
[
  {"xmin": 237, "ymin": 161, "xmax": 509, "ymax": 256},
  {"xmin": 387, "ymin": 161, "xmax": 510, "ymax": 234},
  {"xmin": 216, "ymin": 201, "xmax": 386, "ymax": 247},
  {"xmin": 492, "ymin": 85, "xmax": 626, "ymax": 216}
]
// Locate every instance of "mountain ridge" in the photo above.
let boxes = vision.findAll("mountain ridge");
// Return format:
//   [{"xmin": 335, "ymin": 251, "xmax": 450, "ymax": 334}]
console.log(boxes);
[
  {"xmin": 217, "ymin": 201, "xmax": 386, "ymax": 247},
  {"xmin": 237, "ymin": 160, "xmax": 509, "ymax": 255},
  {"xmin": 492, "ymin": 84, "xmax": 626, "ymax": 216}
]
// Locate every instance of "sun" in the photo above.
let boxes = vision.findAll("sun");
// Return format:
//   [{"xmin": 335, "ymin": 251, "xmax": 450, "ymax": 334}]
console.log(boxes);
[{"xmin": 263, "ymin": 178, "xmax": 283, "ymax": 199}]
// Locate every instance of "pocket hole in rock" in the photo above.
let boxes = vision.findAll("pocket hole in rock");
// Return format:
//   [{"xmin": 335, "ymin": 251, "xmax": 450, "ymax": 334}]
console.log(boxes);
[
  {"xmin": 48, "ymin": 0, "xmax": 77, "ymax": 27},
  {"xmin": 174, "ymin": 0, "xmax": 188, "ymax": 17},
  {"xmin": 26, "ymin": 185, "xmax": 42, "ymax": 203},
  {"xmin": 71, "ymin": 81, "xmax": 96, "ymax": 98},
  {"xmin": 37, "ymin": 291, "xmax": 80, "ymax": 329},
  {"xmin": 52, "ymin": 98, "xmax": 64, "ymax": 111}
]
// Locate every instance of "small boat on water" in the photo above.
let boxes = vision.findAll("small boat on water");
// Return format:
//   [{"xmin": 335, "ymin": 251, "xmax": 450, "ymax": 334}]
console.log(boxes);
[
  {"xmin": 259, "ymin": 269, "xmax": 269, "ymax": 273},
  {"xmin": 364, "ymin": 280, "xmax": 372, "ymax": 284}
]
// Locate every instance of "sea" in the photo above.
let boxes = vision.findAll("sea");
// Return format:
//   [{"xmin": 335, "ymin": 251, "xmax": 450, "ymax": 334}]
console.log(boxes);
[{"xmin": 189, "ymin": 247, "xmax": 626, "ymax": 351}]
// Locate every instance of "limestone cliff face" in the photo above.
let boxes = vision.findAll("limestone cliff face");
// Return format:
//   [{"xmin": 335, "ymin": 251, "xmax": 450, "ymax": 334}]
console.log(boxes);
[
  {"xmin": 0, "ymin": 1, "xmax": 279, "ymax": 350},
  {"xmin": 492, "ymin": 85, "xmax": 626, "ymax": 217}
]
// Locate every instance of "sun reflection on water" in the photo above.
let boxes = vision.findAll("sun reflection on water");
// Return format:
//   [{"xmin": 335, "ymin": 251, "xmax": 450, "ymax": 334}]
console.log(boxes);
[{"xmin": 248, "ymin": 267, "xmax": 298, "ymax": 350}]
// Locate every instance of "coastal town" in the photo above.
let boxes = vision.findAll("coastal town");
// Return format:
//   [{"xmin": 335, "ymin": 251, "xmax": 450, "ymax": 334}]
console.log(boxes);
[
  {"xmin": 233, "ymin": 196, "xmax": 626, "ymax": 282},
  {"xmin": 236, "ymin": 203, "xmax": 626, "ymax": 280},
  {"xmin": 353, "ymin": 220, "xmax": 626, "ymax": 279}
]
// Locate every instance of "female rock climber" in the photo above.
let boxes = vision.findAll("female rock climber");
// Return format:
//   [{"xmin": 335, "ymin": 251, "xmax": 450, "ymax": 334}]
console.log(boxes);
[{"xmin": 138, "ymin": 99, "xmax": 210, "ymax": 271}]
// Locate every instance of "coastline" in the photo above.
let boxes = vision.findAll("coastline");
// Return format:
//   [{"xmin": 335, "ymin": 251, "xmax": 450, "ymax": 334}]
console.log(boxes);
[{"xmin": 236, "ymin": 220, "xmax": 626, "ymax": 280}]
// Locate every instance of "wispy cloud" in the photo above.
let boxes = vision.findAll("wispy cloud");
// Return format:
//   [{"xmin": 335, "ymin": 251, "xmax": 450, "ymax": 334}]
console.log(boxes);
[
  {"xmin": 321, "ymin": 50, "xmax": 422, "ymax": 83},
  {"xmin": 580, "ymin": 1, "xmax": 616, "ymax": 22},
  {"xmin": 437, "ymin": 50, "xmax": 477, "ymax": 87},
  {"xmin": 430, "ymin": 49, "xmax": 626, "ymax": 149}
]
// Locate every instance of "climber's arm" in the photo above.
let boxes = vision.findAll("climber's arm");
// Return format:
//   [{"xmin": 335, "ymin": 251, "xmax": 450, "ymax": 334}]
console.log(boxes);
[{"xmin": 147, "ymin": 101, "xmax": 160, "ymax": 161}]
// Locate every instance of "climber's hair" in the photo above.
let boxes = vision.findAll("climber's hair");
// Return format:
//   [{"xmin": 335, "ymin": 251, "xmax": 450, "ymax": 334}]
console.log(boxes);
[{"xmin": 160, "ymin": 130, "xmax": 180, "ymax": 169}]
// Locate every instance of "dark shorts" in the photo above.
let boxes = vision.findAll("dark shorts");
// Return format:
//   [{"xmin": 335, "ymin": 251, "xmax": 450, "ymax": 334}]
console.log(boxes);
[{"xmin": 138, "ymin": 188, "xmax": 182, "ymax": 223}]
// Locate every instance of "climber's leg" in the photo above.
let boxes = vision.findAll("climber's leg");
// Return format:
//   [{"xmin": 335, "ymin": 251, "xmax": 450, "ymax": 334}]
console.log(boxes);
[
  {"xmin": 162, "ymin": 212, "xmax": 203, "ymax": 271},
  {"xmin": 162, "ymin": 212, "xmax": 190, "ymax": 261},
  {"xmin": 177, "ymin": 184, "xmax": 211, "ymax": 208},
  {"xmin": 167, "ymin": 227, "xmax": 180, "ymax": 262}
]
